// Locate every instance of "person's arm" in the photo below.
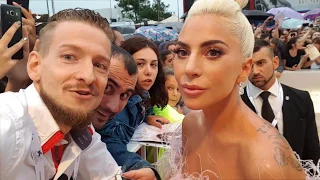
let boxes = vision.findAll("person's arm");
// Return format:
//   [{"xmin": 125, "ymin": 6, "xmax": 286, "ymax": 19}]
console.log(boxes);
[
  {"xmin": 273, "ymin": 20, "xmax": 280, "ymax": 39},
  {"xmin": 250, "ymin": 124, "xmax": 306, "ymax": 179},
  {"xmin": 302, "ymin": 92, "xmax": 320, "ymax": 165},
  {"xmin": 262, "ymin": 16, "xmax": 273, "ymax": 30},
  {"xmin": 101, "ymin": 135, "xmax": 161, "ymax": 179},
  {"xmin": 300, "ymin": 28, "xmax": 312, "ymax": 44},
  {"xmin": 5, "ymin": 26, "xmax": 30, "ymax": 92}
]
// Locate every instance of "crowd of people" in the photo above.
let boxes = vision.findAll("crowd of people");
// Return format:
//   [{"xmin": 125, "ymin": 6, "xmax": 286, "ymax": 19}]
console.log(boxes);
[{"xmin": 0, "ymin": 0, "xmax": 319, "ymax": 179}]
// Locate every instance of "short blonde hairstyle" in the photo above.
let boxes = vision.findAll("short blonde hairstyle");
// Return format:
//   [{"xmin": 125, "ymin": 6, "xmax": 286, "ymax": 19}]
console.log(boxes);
[{"xmin": 187, "ymin": 0, "xmax": 254, "ymax": 59}]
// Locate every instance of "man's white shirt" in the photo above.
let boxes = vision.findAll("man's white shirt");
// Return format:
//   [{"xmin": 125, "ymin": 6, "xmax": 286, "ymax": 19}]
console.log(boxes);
[
  {"xmin": 0, "ymin": 84, "xmax": 121, "ymax": 180},
  {"xmin": 247, "ymin": 79, "xmax": 284, "ymax": 134}
]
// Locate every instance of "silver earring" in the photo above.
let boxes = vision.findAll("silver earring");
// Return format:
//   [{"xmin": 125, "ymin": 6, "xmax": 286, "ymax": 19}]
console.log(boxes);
[{"xmin": 239, "ymin": 82, "xmax": 244, "ymax": 95}]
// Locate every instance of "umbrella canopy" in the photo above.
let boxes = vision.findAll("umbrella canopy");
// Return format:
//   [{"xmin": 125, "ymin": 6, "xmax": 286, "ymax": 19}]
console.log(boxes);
[
  {"xmin": 242, "ymin": 10, "xmax": 273, "ymax": 20},
  {"xmin": 281, "ymin": 19, "xmax": 311, "ymax": 29},
  {"xmin": 134, "ymin": 26, "xmax": 178, "ymax": 42},
  {"xmin": 304, "ymin": 8, "xmax": 320, "ymax": 20},
  {"xmin": 267, "ymin": 7, "xmax": 303, "ymax": 20},
  {"xmin": 157, "ymin": 22, "xmax": 184, "ymax": 33}
]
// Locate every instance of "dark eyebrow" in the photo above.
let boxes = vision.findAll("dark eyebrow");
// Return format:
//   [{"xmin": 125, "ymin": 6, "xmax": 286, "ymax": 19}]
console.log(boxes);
[
  {"xmin": 176, "ymin": 41, "xmax": 190, "ymax": 49},
  {"xmin": 107, "ymin": 78, "xmax": 119, "ymax": 88},
  {"xmin": 108, "ymin": 78, "xmax": 135, "ymax": 94},
  {"xmin": 135, "ymin": 58, "xmax": 146, "ymax": 62},
  {"xmin": 176, "ymin": 40, "xmax": 229, "ymax": 49},
  {"xmin": 256, "ymin": 59, "xmax": 267, "ymax": 63},
  {"xmin": 200, "ymin": 40, "xmax": 229, "ymax": 48}
]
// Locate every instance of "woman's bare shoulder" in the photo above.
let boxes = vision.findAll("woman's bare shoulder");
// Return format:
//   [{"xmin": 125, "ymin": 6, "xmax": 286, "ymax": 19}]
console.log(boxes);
[{"xmin": 242, "ymin": 121, "xmax": 306, "ymax": 179}]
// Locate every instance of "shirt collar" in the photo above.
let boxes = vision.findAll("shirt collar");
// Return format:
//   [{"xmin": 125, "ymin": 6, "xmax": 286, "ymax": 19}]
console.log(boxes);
[
  {"xmin": 248, "ymin": 79, "xmax": 279, "ymax": 99},
  {"xmin": 24, "ymin": 84, "xmax": 65, "ymax": 154}
]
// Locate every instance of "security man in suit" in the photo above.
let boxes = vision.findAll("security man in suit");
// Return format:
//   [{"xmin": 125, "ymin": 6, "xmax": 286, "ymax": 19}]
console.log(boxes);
[{"xmin": 241, "ymin": 39, "xmax": 320, "ymax": 165}]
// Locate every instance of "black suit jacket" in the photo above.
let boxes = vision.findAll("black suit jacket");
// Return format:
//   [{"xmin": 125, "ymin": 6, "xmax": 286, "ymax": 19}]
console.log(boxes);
[{"xmin": 242, "ymin": 84, "xmax": 320, "ymax": 164}]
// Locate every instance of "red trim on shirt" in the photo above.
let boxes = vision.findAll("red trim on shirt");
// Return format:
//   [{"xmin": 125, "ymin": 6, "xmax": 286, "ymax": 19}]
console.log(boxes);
[
  {"xmin": 88, "ymin": 126, "xmax": 93, "ymax": 135},
  {"xmin": 51, "ymin": 149, "xmax": 59, "ymax": 172},
  {"xmin": 42, "ymin": 131, "xmax": 64, "ymax": 154}
]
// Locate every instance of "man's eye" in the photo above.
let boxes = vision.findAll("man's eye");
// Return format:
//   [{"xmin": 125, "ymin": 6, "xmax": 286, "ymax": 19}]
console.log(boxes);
[
  {"xmin": 95, "ymin": 63, "xmax": 107, "ymax": 70},
  {"xmin": 120, "ymin": 93, "xmax": 129, "ymax": 99},
  {"xmin": 105, "ymin": 85, "xmax": 112, "ymax": 93},
  {"xmin": 62, "ymin": 54, "xmax": 76, "ymax": 61}
]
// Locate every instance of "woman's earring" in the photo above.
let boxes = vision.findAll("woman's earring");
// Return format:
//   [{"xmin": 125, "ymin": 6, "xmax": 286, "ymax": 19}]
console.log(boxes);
[{"xmin": 239, "ymin": 82, "xmax": 244, "ymax": 95}]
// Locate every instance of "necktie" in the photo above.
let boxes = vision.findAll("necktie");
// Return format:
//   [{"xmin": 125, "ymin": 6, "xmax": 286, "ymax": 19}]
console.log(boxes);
[{"xmin": 260, "ymin": 91, "xmax": 275, "ymax": 124}]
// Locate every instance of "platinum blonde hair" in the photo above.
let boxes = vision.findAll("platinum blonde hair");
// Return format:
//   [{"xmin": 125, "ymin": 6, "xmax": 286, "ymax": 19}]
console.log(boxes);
[{"xmin": 187, "ymin": 0, "xmax": 254, "ymax": 59}]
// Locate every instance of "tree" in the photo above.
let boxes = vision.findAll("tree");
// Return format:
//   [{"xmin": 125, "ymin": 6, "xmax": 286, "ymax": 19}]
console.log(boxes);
[
  {"xmin": 150, "ymin": 0, "xmax": 172, "ymax": 21},
  {"xmin": 116, "ymin": 0, "xmax": 171, "ymax": 23}
]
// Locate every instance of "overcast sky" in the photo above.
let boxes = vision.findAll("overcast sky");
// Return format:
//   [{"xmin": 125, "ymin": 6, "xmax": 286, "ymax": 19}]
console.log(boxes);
[{"xmin": 0, "ymin": 0, "xmax": 184, "ymax": 17}]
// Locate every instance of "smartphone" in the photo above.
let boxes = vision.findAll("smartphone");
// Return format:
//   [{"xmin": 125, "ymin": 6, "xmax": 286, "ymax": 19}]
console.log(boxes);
[
  {"xmin": 7, "ymin": 0, "xmax": 29, "ymax": 18},
  {"xmin": 266, "ymin": 20, "xmax": 276, "ymax": 27},
  {"xmin": 302, "ymin": 23, "xmax": 309, "ymax": 27},
  {"xmin": 0, "ymin": 4, "xmax": 23, "ymax": 59}
]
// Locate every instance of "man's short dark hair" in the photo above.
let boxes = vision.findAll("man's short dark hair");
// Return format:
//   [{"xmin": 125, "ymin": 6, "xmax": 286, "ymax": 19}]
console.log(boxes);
[
  {"xmin": 253, "ymin": 39, "xmax": 274, "ymax": 58},
  {"xmin": 111, "ymin": 45, "xmax": 137, "ymax": 76}
]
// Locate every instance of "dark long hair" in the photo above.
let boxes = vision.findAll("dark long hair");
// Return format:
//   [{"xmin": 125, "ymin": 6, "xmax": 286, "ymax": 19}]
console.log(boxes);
[
  {"xmin": 121, "ymin": 36, "xmax": 168, "ymax": 108},
  {"xmin": 287, "ymin": 37, "xmax": 299, "ymax": 50}
]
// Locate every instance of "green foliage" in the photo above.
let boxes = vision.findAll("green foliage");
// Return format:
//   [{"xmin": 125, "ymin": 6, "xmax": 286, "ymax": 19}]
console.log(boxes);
[{"xmin": 116, "ymin": 0, "xmax": 172, "ymax": 22}]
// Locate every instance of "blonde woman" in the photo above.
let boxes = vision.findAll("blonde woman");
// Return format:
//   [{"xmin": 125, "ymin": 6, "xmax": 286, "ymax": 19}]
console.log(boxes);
[{"xmin": 158, "ymin": 0, "xmax": 310, "ymax": 179}]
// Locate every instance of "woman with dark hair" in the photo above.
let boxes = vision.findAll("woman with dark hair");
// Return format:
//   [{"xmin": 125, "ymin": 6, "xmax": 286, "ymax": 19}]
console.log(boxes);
[
  {"xmin": 283, "ymin": 37, "xmax": 312, "ymax": 70},
  {"xmin": 98, "ymin": 36, "xmax": 168, "ymax": 179},
  {"xmin": 121, "ymin": 36, "xmax": 168, "ymax": 108}
]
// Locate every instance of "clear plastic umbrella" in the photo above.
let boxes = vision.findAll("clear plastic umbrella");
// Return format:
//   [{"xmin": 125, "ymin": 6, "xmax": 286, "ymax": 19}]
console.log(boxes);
[{"xmin": 267, "ymin": 7, "xmax": 304, "ymax": 20}]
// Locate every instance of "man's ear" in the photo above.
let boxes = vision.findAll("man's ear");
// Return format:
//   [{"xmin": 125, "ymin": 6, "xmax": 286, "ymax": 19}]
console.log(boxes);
[
  {"xmin": 273, "ymin": 56, "xmax": 279, "ymax": 70},
  {"xmin": 237, "ymin": 57, "xmax": 252, "ymax": 84},
  {"xmin": 27, "ymin": 51, "xmax": 42, "ymax": 82}
]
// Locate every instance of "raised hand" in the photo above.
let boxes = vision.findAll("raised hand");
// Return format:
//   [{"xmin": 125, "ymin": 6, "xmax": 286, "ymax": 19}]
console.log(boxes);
[
  {"xmin": 13, "ymin": 2, "xmax": 36, "ymax": 51},
  {"xmin": 0, "ymin": 22, "xmax": 28, "ymax": 79}
]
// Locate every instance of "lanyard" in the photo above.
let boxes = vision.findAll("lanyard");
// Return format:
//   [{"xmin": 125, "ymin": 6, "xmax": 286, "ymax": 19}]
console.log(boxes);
[{"xmin": 246, "ymin": 82, "xmax": 283, "ymax": 127}]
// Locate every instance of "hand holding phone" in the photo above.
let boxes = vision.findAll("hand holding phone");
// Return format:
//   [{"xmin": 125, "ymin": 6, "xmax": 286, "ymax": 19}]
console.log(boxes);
[
  {"xmin": 7, "ymin": 0, "xmax": 29, "ymax": 18},
  {"xmin": 12, "ymin": 1, "xmax": 36, "ymax": 51},
  {"xmin": 0, "ymin": 21, "xmax": 28, "ymax": 79}
]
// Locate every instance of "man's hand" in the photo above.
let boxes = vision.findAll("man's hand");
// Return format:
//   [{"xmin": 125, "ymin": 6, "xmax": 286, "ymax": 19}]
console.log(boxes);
[
  {"xmin": 0, "ymin": 21, "xmax": 28, "ymax": 79},
  {"xmin": 122, "ymin": 168, "xmax": 157, "ymax": 180},
  {"xmin": 13, "ymin": 2, "xmax": 36, "ymax": 51},
  {"xmin": 147, "ymin": 115, "xmax": 170, "ymax": 129}
]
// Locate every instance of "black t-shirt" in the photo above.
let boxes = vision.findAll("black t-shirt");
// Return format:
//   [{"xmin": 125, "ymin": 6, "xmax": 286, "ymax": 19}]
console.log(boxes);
[{"xmin": 283, "ymin": 49, "xmax": 306, "ymax": 68}]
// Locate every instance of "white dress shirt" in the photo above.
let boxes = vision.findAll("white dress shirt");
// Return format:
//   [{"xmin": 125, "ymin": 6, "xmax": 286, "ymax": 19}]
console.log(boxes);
[
  {"xmin": 247, "ymin": 79, "xmax": 284, "ymax": 134},
  {"xmin": 0, "ymin": 84, "xmax": 121, "ymax": 180}
]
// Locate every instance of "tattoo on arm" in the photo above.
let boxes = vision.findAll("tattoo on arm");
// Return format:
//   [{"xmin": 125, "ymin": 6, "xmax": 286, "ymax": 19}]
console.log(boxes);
[
  {"xmin": 257, "ymin": 122, "xmax": 303, "ymax": 172},
  {"xmin": 274, "ymin": 147, "xmax": 287, "ymax": 166},
  {"xmin": 256, "ymin": 122, "xmax": 273, "ymax": 133}
]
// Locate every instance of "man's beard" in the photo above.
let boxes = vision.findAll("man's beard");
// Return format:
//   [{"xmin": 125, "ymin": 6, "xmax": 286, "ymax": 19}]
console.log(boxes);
[
  {"xmin": 251, "ymin": 71, "xmax": 274, "ymax": 89},
  {"xmin": 39, "ymin": 82, "xmax": 94, "ymax": 129}
]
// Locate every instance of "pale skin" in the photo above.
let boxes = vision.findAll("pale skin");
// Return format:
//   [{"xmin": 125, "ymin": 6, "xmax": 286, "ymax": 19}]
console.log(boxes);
[{"xmin": 175, "ymin": 15, "xmax": 305, "ymax": 179}]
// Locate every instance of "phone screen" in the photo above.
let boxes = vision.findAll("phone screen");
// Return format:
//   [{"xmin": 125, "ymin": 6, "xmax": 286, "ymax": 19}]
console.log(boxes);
[{"xmin": 266, "ymin": 20, "xmax": 276, "ymax": 27}]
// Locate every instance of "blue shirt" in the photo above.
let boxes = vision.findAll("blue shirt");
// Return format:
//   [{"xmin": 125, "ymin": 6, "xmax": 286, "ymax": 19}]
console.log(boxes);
[{"xmin": 97, "ymin": 94, "xmax": 157, "ymax": 173}]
